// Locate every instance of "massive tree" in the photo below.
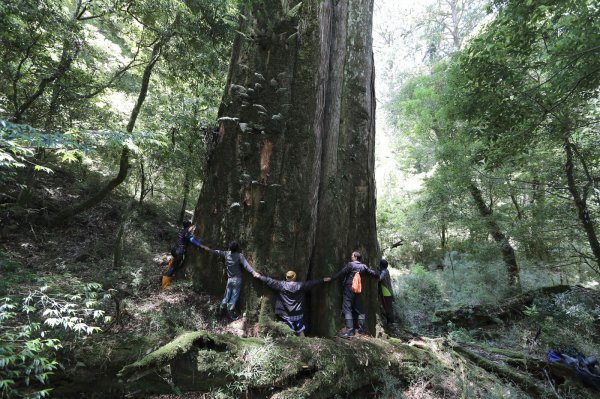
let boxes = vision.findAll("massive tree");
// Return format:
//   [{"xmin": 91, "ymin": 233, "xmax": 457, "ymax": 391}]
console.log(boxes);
[{"xmin": 191, "ymin": 0, "xmax": 379, "ymax": 337}]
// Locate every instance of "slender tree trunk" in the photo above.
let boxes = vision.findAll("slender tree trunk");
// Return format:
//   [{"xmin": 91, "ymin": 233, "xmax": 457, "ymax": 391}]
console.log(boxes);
[
  {"xmin": 139, "ymin": 160, "xmax": 146, "ymax": 205},
  {"xmin": 16, "ymin": 83, "xmax": 65, "ymax": 206},
  {"xmin": 468, "ymin": 182, "xmax": 521, "ymax": 288},
  {"xmin": 509, "ymin": 191, "xmax": 522, "ymax": 221},
  {"xmin": 113, "ymin": 201, "xmax": 137, "ymax": 269},
  {"xmin": 191, "ymin": 0, "xmax": 378, "ymax": 337},
  {"xmin": 529, "ymin": 178, "xmax": 548, "ymax": 260},
  {"xmin": 441, "ymin": 223, "xmax": 447, "ymax": 250},
  {"xmin": 178, "ymin": 169, "xmax": 191, "ymax": 224},
  {"xmin": 14, "ymin": 1, "xmax": 82, "ymax": 205},
  {"xmin": 51, "ymin": 37, "xmax": 166, "ymax": 224},
  {"xmin": 564, "ymin": 139, "xmax": 600, "ymax": 271}
]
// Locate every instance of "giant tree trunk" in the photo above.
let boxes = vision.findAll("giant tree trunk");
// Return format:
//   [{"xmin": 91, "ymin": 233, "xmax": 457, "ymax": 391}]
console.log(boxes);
[
  {"xmin": 468, "ymin": 182, "xmax": 521, "ymax": 289},
  {"xmin": 191, "ymin": 0, "xmax": 379, "ymax": 337}
]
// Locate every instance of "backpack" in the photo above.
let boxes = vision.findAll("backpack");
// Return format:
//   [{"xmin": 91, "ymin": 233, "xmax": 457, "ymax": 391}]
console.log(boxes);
[{"xmin": 351, "ymin": 272, "xmax": 362, "ymax": 294}]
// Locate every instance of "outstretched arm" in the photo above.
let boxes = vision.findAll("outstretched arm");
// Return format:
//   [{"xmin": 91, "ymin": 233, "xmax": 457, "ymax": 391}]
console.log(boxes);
[
  {"xmin": 331, "ymin": 265, "xmax": 349, "ymax": 281},
  {"xmin": 188, "ymin": 235, "xmax": 202, "ymax": 248},
  {"xmin": 302, "ymin": 277, "xmax": 331, "ymax": 291},
  {"xmin": 257, "ymin": 275, "xmax": 284, "ymax": 292},
  {"xmin": 206, "ymin": 248, "xmax": 226, "ymax": 258},
  {"xmin": 240, "ymin": 254, "xmax": 256, "ymax": 275},
  {"xmin": 364, "ymin": 265, "xmax": 379, "ymax": 278}
]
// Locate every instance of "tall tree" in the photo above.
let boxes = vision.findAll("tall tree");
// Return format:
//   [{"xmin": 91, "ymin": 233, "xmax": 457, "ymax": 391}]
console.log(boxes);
[
  {"xmin": 389, "ymin": 62, "xmax": 523, "ymax": 288},
  {"xmin": 49, "ymin": 0, "xmax": 232, "ymax": 223},
  {"xmin": 51, "ymin": 30, "xmax": 172, "ymax": 223},
  {"xmin": 191, "ymin": 0, "xmax": 379, "ymax": 337},
  {"xmin": 454, "ymin": 0, "xmax": 600, "ymax": 272}
]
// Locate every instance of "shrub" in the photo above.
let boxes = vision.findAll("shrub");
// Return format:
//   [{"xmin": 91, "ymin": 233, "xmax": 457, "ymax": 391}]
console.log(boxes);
[
  {"xmin": 397, "ymin": 264, "xmax": 443, "ymax": 331},
  {"xmin": 0, "ymin": 280, "xmax": 111, "ymax": 398},
  {"xmin": 524, "ymin": 287, "xmax": 600, "ymax": 356},
  {"xmin": 439, "ymin": 255, "xmax": 509, "ymax": 306}
]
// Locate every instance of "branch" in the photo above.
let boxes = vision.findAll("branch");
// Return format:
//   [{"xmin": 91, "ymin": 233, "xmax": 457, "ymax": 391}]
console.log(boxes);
[
  {"xmin": 75, "ymin": 42, "xmax": 143, "ymax": 100},
  {"xmin": 570, "ymin": 143, "xmax": 599, "ymax": 206}
]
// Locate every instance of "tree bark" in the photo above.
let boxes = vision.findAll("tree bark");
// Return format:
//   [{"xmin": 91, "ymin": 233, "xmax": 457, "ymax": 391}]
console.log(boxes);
[
  {"xmin": 191, "ymin": 0, "xmax": 379, "ymax": 337},
  {"xmin": 138, "ymin": 160, "xmax": 146, "ymax": 205},
  {"xmin": 468, "ymin": 182, "xmax": 521, "ymax": 288}
]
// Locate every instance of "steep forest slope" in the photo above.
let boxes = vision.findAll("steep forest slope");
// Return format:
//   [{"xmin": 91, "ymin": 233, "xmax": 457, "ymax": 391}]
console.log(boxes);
[{"xmin": 2, "ymin": 171, "xmax": 600, "ymax": 398}]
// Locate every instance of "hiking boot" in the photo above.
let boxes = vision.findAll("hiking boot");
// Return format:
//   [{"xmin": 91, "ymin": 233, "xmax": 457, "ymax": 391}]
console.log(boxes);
[
  {"xmin": 228, "ymin": 309, "xmax": 240, "ymax": 321},
  {"xmin": 339, "ymin": 319, "xmax": 355, "ymax": 339},
  {"xmin": 339, "ymin": 328, "xmax": 355, "ymax": 338},
  {"xmin": 357, "ymin": 319, "xmax": 367, "ymax": 335}
]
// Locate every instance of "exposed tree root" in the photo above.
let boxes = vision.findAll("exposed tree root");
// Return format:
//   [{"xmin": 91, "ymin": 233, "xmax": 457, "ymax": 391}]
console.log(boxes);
[
  {"xmin": 118, "ymin": 330, "xmax": 448, "ymax": 398},
  {"xmin": 115, "ymin": 329, "xmax": 595, "ymax": 398}
]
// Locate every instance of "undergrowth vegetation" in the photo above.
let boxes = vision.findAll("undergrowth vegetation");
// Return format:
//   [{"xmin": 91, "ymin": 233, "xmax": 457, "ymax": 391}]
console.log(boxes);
[
  {"xmin": 0, "ymin": 251, "xmax": 111, "ymax": 398},
  {"xmin": 392, "ymin": 253, "xmax": 600, "ymax": 355}
]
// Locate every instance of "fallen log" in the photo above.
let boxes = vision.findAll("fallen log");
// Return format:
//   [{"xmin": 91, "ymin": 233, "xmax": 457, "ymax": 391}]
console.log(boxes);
[
  {"xmin": 450, "ymin": 341, "xmax": 598, "ymax": 397},
  {"xmin": 433, "ymin": 285, "xmax": 574, "ymax": 329}
]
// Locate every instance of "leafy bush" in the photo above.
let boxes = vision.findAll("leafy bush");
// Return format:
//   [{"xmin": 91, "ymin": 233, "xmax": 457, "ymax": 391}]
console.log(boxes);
[
  {"xmin": 439, "ymin": 256, "xmax": 509, "ymax": 307},
  {"xmin": 397, "ymin": 264, "xmax": 443, "ymax": 331},
  {"xmin": 524, "ymin": 287, "xmax": 600, "ymax": 356},
  {"xmin": 0, "ymin": 120, "xmax": 79, "ymax": 175},
  {"xmin": 0, "ymin": 281, "xmax": 111, "ymax": 398}
]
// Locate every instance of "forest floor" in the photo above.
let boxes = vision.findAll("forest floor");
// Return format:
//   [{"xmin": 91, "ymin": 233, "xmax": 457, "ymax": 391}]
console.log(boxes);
[{"xmin": 1, "ymin": 169, "xmax": 600, "ymax": 398}]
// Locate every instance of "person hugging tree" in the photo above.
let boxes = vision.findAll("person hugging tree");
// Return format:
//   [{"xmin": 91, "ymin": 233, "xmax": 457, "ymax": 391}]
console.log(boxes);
[
  {"xmin": 331, "ymin": 250, "xmax": 378, "ymax": 338},
  {"xmin": 162, "ymin": 220, "xmax": 203, "ymax": 289},
  {"xmin": 253, "ymin": 269, "xmax": 331, "ymax": 336},
  {"xmin": 200, "ymin": 240, "xmax": 256, "ymax": 320}
]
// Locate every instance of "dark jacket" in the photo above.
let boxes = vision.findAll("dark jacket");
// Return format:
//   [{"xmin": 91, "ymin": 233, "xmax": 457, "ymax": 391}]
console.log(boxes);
[
  {"xmin": 332, "ymin": 260, "xmax": 378, "ymax": 288},
  {"xmin": 258, "ymin": 276, "xmax": 323, "ymax": 318},
  {"xmin": 379, "ymin": 268, "xmax": 394, "ymax": 297},
  {"xmin": 173, "ymin": 227, "xmax": 201, "ymax": 254},
  {"xmin": 208, "ymin": 249, "xmax": 255, "ymax": 279}
]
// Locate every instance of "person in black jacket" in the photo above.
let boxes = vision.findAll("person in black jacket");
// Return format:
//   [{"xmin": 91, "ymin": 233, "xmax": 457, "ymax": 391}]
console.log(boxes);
[
  {"xmin": 332, "ymin": 251, "xmax": 379, "ymax": 338},
  {"xmin": 253, "ymin": 270, "xmax": 331, "ymax": 336},
  {"xmin": 165, "ymin": 221, "xmax": 203, "ymax": 278},
  {"xmin": 200, "ymin": 241, "xmax": 256, "ymax": 320},
  {"xmin": 379, "ymin": 259, "xmax": 395, "ymax": 324}
]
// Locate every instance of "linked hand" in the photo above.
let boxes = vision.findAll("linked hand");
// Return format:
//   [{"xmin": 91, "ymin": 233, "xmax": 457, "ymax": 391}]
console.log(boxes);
[
  {"xmin": 253, "ymin": 271, "xmax": 261, "ymax": 278},
  {"xmin": 323, "ymin": 277, "xmax": 331, "ymax": 282}
]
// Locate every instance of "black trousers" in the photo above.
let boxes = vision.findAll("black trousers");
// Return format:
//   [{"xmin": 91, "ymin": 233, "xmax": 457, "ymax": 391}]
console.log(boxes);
[
  {"xmin": 381, "ymin": 294, "xmax": 394, "ymax": 323},
  {"xmin": 342, "ymin": 288, "xmax": 365, "ymax": 320},
  {"xmin": 166, "ymin": 248, "xmax": 185, "ymax": 277}
]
